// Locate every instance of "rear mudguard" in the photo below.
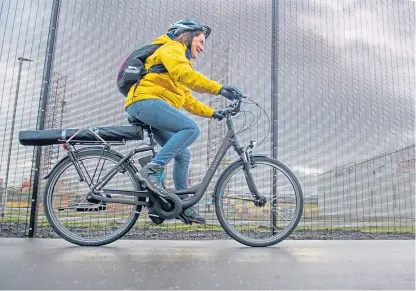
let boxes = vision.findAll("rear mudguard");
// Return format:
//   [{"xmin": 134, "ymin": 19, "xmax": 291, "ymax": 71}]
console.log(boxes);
[
  {"xmin": 43, "ymin": 146, "xmax": 139, "ymax": 179},
  {"xmin": 211, "ymin": 154, "xmax": 268, "ymax": 203}
]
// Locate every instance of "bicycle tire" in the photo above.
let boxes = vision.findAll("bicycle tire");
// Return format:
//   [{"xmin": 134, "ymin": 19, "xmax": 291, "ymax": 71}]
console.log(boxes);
[
  {"xmin": 214, "ymin": 155, "xmax": 303, "ymax": 247},
  {"xmin": 43, "ymin": 148, "xmax": 143, "ymax": 246}
]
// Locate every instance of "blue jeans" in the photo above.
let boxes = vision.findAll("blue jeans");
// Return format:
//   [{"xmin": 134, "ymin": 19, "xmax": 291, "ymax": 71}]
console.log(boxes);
[{"xmin": 125, "ymin": 99, "xmax": 200, "ymax": 192}]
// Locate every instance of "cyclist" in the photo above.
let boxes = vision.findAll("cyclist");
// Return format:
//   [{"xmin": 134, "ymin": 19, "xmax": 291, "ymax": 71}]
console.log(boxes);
[{"xmin": 125, "ymin": 19, "xmax": 243, "ymax": 224}]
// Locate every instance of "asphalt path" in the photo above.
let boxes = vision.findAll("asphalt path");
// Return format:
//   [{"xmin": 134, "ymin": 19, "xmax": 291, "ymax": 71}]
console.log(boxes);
[{"xmin": 0, "ymin": 238, "xmax": 414, "ymax": 290}]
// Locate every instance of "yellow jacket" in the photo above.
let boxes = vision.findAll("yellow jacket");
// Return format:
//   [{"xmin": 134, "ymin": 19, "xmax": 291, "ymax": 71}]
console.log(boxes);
[{"xmin": 124, "ymin": 34, "xmax": 222, "ymax": 118}]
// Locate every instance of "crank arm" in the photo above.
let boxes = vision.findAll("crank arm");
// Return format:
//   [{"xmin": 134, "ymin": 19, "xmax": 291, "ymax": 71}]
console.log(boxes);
[{"xmin": 177, "ymin": 213, "xmax": 192, "ymax": 225}]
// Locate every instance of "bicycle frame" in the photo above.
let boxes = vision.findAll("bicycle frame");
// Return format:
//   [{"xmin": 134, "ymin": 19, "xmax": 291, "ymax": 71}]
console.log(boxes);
[
  {"xmin": 175, "ymin": 117, "xmax": 254, "ymax": 209},
  {"xmin": 71, "ymin": 115, "xmax": 262, "ymax": 210}
]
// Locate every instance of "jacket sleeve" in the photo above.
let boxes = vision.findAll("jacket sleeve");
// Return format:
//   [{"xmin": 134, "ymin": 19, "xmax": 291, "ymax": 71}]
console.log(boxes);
[
  {"xmin": 182, "ymin": 88, "xmax": 214, "ymax": 118},
  {"xmin": 158, "ymin": 42, "xmax": 222, "ymax": 95}
]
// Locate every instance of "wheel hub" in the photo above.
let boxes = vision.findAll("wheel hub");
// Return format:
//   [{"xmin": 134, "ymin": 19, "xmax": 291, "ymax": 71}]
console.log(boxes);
[{"xmin": 254, "ymin": 195, "xmax": 267, "ymax": 207}]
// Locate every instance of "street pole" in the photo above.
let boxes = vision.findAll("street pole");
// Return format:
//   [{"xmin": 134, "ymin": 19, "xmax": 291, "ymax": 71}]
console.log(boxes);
[
  {"xmin": 28, "ymin": 0, "xmax": 61, "ymax": 237},
  {"xmin": 0, "ymin": 57, "xmax": 33, "ymax": 217},
  {"xmin": 271, "ymin": 0, "xmax": 279, "ymax": 234}
]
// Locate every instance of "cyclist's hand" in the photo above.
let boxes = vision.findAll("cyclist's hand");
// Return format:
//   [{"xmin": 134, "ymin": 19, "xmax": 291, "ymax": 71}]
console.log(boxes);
[
  {"xmin": 219, "ymin": 85, "xmax": 243, "ymax": 101},
  {"xmin": 212, "ymin": 110, "xmax": 226, "ymax": 121}
]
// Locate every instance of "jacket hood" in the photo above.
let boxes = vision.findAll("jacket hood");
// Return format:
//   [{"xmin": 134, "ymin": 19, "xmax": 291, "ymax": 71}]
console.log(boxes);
[
  {"xmin": 151, "ymin": 33, "xmax": 176, "ymax": 45},
  {"xmin": 151, "ymin": 33, "xmax": 191, "ymax": 60}
]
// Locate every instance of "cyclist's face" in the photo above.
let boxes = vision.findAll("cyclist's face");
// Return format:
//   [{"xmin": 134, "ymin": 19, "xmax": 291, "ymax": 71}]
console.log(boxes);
[{"xmin": 191, "ymin": 33, "xmax": 205, "ymax": 59}]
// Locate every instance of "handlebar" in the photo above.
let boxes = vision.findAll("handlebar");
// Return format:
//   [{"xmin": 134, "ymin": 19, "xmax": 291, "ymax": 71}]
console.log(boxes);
[
  {"xmin": 223, "ymin": 94, "xmax": 245, "ymax": 117},
  {"xmin": 214, "ymin": 94, "xmax": 270, "ymax": 148}
]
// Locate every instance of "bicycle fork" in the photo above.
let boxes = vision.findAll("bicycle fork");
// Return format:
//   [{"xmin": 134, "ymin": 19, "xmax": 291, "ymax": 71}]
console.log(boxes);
[{"xmin": 241, "ymin": 149, "xmax": 267, "ymax": 207}]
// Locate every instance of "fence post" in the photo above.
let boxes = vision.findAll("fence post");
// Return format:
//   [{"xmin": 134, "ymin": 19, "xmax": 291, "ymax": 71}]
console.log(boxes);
[
  {"xmin": 0, "ymin": 57, "xmax": 33, "ymax": 217},
  {"xmin": 271, "ymin": 0, "xmax": 279, "ymax": 235},
  {"xmin": 28, "ymin": 0, "xmax": 61, "ymax": 238}
]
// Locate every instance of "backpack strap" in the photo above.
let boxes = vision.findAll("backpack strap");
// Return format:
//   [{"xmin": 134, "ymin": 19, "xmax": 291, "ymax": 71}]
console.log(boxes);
[
  {"xmin": 132, "ymin": 64, "xmax": 168, "ymax": 94},
  {"xmin": 149, "ymin": 64, "xmax": 168, "ymax": 73}
]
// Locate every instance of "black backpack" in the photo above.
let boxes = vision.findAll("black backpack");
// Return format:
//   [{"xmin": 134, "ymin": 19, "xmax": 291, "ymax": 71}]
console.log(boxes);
[{"xmin": 116, "ymin": 44, "xmax": 168, "ymax": 97}]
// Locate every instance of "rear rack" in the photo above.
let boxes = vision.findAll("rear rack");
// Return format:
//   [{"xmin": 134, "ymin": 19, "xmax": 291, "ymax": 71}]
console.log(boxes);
[
  {"xmin": 62, "ymin": 126, "xmax": 128, "ymax": 146},
  {"xmin": 62, "ymin": 140, "xmax": 126, "ymax": 146}
]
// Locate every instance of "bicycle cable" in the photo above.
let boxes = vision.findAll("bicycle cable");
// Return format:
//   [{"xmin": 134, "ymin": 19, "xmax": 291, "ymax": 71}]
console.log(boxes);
[
  {"xmin": 239, "ymin": 96, "xmax": 271, "ymax": 147},
  {"xmin": 236, "ymin": 107, "xmax": 256, "ymax": 135},
  {"xmin": 240, "ymin": 99, "xmax": 261, "ymax": 134},
  {"xmin": 235, "ymin": 107, "xmax": 248, "ymax": 134}
]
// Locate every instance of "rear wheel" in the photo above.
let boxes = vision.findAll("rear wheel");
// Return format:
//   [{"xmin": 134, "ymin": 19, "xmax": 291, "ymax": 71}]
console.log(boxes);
[
  {"xmin": 43, "ymin": 148, "xmax": 143, "ymax": 246},
  {"xmin": 214, "ymin": 156, "xmax": 303, "ymax": 247}
]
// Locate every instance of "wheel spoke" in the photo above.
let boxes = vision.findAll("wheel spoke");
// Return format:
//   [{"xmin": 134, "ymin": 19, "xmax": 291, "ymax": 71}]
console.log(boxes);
[
  {"xmin": 43, "ymin": 149, "xmax": 142, "ymax": 246},
  {"xmin": 215, "ymin": 156, "xmax": 303, "ymax": 247},
  {"xmin": 92, "ymin": 157, "xmax": 106, "ymax": 185}
]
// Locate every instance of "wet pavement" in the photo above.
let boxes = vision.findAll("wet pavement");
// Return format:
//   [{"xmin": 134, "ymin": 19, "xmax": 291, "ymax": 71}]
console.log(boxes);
[{"xmin": 0, "ymin": 238, "xmax": 414, "ymax": 290}]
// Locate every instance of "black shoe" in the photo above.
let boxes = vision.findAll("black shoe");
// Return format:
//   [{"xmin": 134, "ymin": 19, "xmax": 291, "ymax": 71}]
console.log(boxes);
[
  {"xmin": 180, "ymin": 206, "xmax": 206, "ymax": 224},
  {"xmin": 137, "ymin": 163, "xmax": 169, "ymax": 197}
]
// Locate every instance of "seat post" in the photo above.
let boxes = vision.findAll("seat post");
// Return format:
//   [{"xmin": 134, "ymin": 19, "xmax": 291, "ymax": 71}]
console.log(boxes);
[{"xmin": 147, "ymin": 127, "xmax": 157, "ymax": 157}]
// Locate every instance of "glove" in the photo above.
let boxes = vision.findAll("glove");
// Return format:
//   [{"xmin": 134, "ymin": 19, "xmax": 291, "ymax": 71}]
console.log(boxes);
[
  {"xmin": 212, "ymin": 110, "xmax": 226, "ymax": 121},
  {"xmin": 219, "ymin": 85, "xmax": 243, "ymax": 101}
]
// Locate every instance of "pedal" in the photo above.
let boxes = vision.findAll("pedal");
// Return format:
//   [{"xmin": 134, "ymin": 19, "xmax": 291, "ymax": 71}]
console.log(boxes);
[{"xmin": 178, "ymin": 212, "xmax": 192, "ymax": 225}]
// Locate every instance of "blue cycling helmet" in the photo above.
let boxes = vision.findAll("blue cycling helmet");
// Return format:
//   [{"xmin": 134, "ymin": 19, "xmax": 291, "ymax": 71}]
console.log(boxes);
[{"xmin": 167, "ymin": 19, "xmax": 211, "ymax": 39}]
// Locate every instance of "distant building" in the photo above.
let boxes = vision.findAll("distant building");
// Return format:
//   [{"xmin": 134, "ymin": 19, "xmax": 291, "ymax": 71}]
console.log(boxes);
[{"xmin": 317, "ymin": 145, "xmax": 415, "ymax": 220}]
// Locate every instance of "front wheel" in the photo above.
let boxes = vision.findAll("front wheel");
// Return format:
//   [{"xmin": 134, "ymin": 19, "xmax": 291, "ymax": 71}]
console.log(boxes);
[{"xmin": 214, "ymin": 155, "xmax": 303, "ymax": 247}]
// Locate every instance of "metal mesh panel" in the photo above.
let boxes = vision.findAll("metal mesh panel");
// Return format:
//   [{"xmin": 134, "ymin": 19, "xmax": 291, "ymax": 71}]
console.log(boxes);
[
  {"xmin": 0, "ymin": 0, "xmax": 53, "ymax": 237},
  {"xmin": 277, "ymin": 0, "xmax": 415, "ymax": 234},
  {"xmin": 31, "ymin": 0, "xmax": 272, "ymax": 240},
  {"xmin": 0, "ymin": 0, "xmax": 414, "ymax": 240}
]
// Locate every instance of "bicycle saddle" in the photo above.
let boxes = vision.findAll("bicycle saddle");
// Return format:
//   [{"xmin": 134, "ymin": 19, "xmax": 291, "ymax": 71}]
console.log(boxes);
[{"xmin": 127, "ymin": 115, "xmax": 150, "ymax": 130}]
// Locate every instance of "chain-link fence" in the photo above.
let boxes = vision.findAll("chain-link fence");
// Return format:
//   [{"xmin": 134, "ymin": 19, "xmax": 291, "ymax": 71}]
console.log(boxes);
[{"xmin": 0, "ymin": 0, "xmax": 414, "ymax": 240}]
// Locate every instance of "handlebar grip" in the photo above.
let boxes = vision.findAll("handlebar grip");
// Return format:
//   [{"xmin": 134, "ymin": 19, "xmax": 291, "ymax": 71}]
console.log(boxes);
[{"xmin": 221, "ymin": 96, "xmax": 245, "ymax": 116}]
